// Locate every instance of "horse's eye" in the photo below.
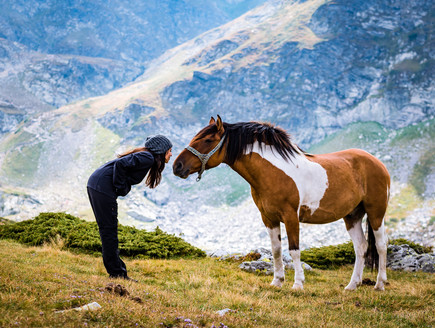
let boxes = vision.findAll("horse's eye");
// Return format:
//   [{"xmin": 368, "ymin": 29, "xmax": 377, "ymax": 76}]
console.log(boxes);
[{"xmin": 205, "ymin": 139, "xmax": 213, "ymax": 143}]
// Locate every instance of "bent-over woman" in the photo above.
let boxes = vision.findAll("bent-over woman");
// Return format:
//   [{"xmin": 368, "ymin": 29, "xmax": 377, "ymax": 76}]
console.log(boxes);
[{"xmin": 87, "ymin": 135, "xmax": 172, "ymax": 280}]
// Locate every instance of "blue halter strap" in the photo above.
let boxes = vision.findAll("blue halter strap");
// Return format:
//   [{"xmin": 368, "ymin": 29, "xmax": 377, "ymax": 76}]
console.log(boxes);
[{"xmin": 186, "ymin": 135, "xmax": 226, "ymax": 181}]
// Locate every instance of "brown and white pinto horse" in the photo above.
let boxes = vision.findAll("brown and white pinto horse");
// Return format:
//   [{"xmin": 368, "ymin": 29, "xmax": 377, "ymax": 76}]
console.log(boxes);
[{"xmin": 173, "ymin": 116, "xmax": 390, "ymax": 291}]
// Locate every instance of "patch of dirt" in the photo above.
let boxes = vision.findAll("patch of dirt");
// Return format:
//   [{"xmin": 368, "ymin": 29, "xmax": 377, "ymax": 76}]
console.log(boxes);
[
  {"xmin": 361, "ymin": 278, "xmax": 376, "ymax": 286},
  {"xmin": 105, "ymin": 283, "xmax": 142, "ymax": 303},
  {"xmin": 105, "ymin": 283, "xmax": 130, "ymax": 296}
]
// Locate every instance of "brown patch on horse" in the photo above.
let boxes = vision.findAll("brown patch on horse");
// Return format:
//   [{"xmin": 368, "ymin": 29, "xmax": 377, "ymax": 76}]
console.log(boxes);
[
  {"xmin": 302, "ymin": 150, "xmax": 389, "ymax": 227},
  {"xmin": 299, "ymin": 205, "xmax": 312, "ymax": 223}
]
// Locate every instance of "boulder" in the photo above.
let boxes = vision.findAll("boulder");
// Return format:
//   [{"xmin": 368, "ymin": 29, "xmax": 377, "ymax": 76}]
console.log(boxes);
[
  {"xmin": 239, "ymin": 247, "xmax": 312, "ymax": 275},
  {"xmin": 387, "ymin": 244, "xmax": 435, "ymax": 273}
]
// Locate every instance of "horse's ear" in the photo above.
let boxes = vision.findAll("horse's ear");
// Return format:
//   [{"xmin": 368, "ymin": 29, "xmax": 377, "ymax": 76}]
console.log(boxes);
[
  {"xmin": 209, "ymin": 116, "xmax": 216, "ymax": 125},
  {"xmin": 216, "ymin": 115, "xmax": 223, "ymax": 133}
]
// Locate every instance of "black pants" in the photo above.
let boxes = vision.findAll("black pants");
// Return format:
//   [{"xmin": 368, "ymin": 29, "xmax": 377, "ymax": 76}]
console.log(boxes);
[{"xmin": 87, "ymin": 187, "xmax": 127, "ymax": 278}]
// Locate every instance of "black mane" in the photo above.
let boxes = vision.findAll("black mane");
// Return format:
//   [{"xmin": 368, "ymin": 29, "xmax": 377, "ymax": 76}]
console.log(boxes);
[{"xmin": 196, "ymin": 121, "xmax": 302, "ymax": 165}]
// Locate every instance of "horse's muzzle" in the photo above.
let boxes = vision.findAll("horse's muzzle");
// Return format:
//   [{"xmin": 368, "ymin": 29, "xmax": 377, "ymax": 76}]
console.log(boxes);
[{"xmin": 172, "ymin": 161, "xmax": 189, "ymax": 179}]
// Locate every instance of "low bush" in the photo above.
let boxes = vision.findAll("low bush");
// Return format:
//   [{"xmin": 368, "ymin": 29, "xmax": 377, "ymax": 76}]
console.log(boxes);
[
  {"xmin": 301, "ymin": 238, "xmax": 432, "ymax": 269},
  {"xmin": 0, "ymin": 212, "xmax": 206, "ymax": 259},
  {"xmin": 300, "ymin": 241, "xmax": 355, "ymax": 269}
]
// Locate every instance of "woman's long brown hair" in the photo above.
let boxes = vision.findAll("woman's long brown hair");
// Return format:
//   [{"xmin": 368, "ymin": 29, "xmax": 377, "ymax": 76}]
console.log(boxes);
[{"xmin": 117, "ymin": 147, "xmax": 166, "ymax": 188}]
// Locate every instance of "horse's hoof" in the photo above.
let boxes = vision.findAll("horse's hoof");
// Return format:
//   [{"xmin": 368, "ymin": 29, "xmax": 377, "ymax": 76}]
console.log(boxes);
[
  {"xmin": 374, "ymin": 283, "xmax": 385, "ymax": 291},
  {"xmin": 292, "ymin": 282, "xmax": 304, "ymax": 290},
  {"xmin": 344, "ymin": 283, "xmax": 357, "ymax": 291},
  {"xmin": 271, "ymin": 278, "xmax": 284, "ymax": 288}
]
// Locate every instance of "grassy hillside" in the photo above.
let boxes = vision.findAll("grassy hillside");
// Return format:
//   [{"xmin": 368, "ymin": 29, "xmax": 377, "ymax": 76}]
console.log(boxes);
[{"xmin": 1, "ymin": 239, "xmax": 434, "ymax": 328}]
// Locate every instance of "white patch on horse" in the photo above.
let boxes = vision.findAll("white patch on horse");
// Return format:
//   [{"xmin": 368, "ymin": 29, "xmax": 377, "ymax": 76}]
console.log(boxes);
[{"xmin": 249, "ymin": 142, "xmax": 329, "ymax": 214}]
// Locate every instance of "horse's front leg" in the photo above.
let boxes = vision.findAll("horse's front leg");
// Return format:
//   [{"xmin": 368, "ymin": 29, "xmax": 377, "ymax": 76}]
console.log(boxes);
[
  {"xmin": 283, "ymin": 211, "xmax": 304, "ymax": 290},
  {"xmin": 267, "ymin": 225, "xmax": 285, "ymax": 287}
]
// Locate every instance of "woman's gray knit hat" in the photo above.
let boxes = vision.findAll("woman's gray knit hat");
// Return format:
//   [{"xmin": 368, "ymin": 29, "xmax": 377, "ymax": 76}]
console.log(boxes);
[{"xmin": 145, "ymin": 135, "xmax": 172, "ymax": 154}]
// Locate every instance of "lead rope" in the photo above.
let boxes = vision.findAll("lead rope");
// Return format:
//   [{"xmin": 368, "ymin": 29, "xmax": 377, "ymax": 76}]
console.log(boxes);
[{"xmin": 186, "ymin": 135, "xmax": 226, "ymax": 181}]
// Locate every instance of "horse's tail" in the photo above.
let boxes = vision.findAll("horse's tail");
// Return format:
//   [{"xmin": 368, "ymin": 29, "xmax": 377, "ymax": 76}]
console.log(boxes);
[{"xmin": 365, "ymin": 219, "xmax": 379, "ymax": 271}]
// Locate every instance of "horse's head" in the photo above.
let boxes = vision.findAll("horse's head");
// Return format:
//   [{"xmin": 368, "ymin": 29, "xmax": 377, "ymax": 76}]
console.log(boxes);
[{"xmin": 173, "ymin": 115, "xmax": 226, "ymax": 181}]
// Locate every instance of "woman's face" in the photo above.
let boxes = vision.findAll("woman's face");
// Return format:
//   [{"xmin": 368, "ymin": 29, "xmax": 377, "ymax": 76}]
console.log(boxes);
[{"xmin": 165, "ymin": 148, "xmax": 172, "ymax": 163}]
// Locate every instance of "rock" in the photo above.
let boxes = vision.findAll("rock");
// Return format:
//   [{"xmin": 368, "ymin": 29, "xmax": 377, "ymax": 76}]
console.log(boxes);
[
  {"xmin": 126, "ymin": 211, "xmax": 155, "ymax": 223},
  {"xmin": 216, "ymin": 308, "xmax": 235, "ymax": 316},
  {"xmin": 239, "ymin": 248, "xmax": 312, "ymax": 275},
  {"xmin": 208, "ymin": 249, "xmax": 233, "ymax": 258},
  {"xmin": 415, "ymin": 253, "xmax": 435, "ymax": 273},
  {"xmin": 239, "ymin": 260, "xmax": 274, "ymax": 275},
  {"xmin": 55, "ymin": 302, "xmax": 101, "ymax": 313},
  {"xmin": 387, "ymin": 244, "xmax": 435, "ymax": 273}
]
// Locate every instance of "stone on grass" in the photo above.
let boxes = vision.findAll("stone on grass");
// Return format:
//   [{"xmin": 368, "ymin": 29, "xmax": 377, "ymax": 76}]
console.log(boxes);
[
  {"xmin": 239, "ymin": 247, "xmax": 312, "ymax": 275},
  {"xmin": 387, "ymin": 244, "xmax": 435, "ymax": 273}
]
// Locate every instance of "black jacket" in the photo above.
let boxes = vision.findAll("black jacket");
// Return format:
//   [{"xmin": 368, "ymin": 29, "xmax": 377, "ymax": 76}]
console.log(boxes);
[{"xmin": 87, "ymin": 151, "xmax": 154, "ymax": 198}]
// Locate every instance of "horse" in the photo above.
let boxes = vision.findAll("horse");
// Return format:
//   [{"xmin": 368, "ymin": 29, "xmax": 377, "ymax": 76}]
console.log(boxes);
[{"xmin": 173, "ymin": 115, "xmax": 390, "ymax": 291}]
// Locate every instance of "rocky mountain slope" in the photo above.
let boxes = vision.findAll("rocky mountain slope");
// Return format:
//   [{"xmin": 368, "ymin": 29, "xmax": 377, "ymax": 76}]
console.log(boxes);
[
  {"xmin": 0, "ymin": 0, "xmax": 433, "ymax": 252},
  {"xmin": 0, "ymin": 0, "xmax": 266, "ymax": 134}
]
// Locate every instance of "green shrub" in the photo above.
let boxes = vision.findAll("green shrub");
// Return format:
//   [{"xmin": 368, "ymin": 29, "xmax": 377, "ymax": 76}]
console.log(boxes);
[
  {"xmin": 389, "ymin": 238, "xmax": 432, "ymax": 254},
  {"xmin": 0, "ymin": 212, "xmax": 206, "ymax": 259},
  {"xmin": 300, "ymin": 242, "xmax": 355, "ymax": 269},
  {"xmin": 0, "ymin": 212, "xmax": 81, "ymax": 245}
]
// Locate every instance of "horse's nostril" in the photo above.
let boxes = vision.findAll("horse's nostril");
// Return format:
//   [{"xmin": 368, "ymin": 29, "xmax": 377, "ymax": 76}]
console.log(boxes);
[{"xmin": 173, "ymin": 161, "xmax": 183, "ymax": 174}]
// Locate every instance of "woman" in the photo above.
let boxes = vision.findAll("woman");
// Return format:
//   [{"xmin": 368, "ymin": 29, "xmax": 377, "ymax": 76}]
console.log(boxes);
[{"xmin": 87, "ymin": 135, "xmax": 172, "ymax": 280}]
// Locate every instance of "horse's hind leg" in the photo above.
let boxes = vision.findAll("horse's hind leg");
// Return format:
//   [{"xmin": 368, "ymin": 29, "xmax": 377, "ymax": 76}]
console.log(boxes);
[
  {"xmin": 364, "ymin": 166, "xmax": 389, "ymax": 290},
  {"xmin": 343, "ymin": 204, "xmax": 367, "ymax": 291},
  {"xmin": 266, "ymin": 224, "xmax": 285, "ymax": 288},
  {"xmin": 370, "ymin": 219, "xmax": 388, "ymax": 291},
  {"xmin": 365, "ymin": 199, "xmax": 388, "ymax": 290}
]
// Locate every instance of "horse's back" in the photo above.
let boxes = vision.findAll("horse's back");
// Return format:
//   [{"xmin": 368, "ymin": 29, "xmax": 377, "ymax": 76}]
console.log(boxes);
[
  {"xmin": 336, "ymin": 148, "xmax": 389, "ymax": 185},
  {"xmin": 313, "ymin": 148, "xmax": 389, "ymax": 182}
]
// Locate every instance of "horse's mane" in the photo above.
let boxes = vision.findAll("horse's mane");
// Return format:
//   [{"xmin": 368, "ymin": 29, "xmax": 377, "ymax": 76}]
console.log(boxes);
[{"xmin": 197, "ymin": 121, "xmax": 303, "ymax": 165}]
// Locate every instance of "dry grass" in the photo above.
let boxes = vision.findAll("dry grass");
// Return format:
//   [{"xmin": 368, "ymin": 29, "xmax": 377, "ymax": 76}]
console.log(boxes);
[{"xmin": 1, "ymin": 239, "xmax": 434, "ymax": 328}]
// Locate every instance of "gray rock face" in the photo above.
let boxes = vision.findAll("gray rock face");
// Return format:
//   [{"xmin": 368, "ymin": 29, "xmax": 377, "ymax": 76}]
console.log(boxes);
[
  {"xmin": 0, "ymin": 191, "xmax": 41, "ymax": 217},
  {"xmin": 0, "ymin": 102, "xmax": 24, "ymax": 134},
  {"xmin": 0, "ymin": 0, "xmax": 265, "ymax": 62},
  {"xmin": 97, "ymin": 102, "xmax": 155, "ymax": 139},
  {"xmin": 162, "ymin": 0, "xmax": 435, "ymax": 147},
  {"xmin": 0, "ymin": 38, "xmax": 143, "ymax": 136},
  {"xmin": 0, "ymin": 0, "xmax": 267, "ymax": 135},
  {"xmin": 387, "ymin": 244, "xmax": 435, "ymax": 273}
]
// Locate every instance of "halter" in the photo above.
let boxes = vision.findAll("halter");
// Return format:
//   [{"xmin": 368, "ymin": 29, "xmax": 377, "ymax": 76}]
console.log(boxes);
[{"xmin": 186, "ymin": 135, "xmax": 226, "ymax": 181}]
